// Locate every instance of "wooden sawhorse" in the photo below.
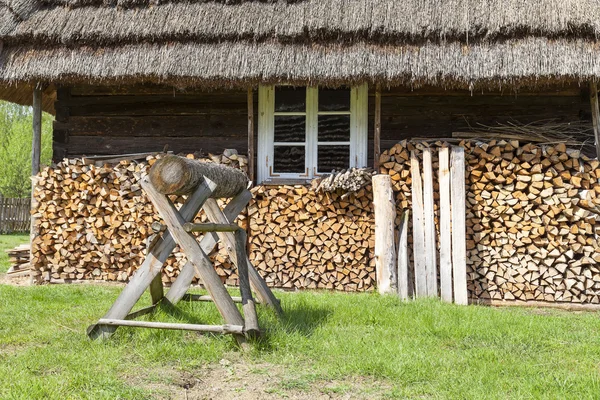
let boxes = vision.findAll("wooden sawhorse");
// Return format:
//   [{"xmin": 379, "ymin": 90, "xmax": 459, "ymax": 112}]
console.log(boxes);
[{"xmin": 87, "ymin": 158, "xmax": 282, "ymax": 345}]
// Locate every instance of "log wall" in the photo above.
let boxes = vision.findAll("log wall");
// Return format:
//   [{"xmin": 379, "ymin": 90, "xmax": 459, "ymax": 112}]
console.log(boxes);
[{"xmin": 54, "ymin": 84, "xmax": 590, "ymax": 165}]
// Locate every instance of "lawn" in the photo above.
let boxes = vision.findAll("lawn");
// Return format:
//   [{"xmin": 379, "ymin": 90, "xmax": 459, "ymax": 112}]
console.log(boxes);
[{"xmin": 1, "ymin": 235, "xmax": 600, "ymax": 399}]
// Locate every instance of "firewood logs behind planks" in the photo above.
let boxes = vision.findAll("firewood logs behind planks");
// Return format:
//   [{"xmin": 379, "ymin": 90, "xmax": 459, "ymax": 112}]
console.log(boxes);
[{"xmin": 379, "ymin": 139, "xmax": 600, "ymax": 304}]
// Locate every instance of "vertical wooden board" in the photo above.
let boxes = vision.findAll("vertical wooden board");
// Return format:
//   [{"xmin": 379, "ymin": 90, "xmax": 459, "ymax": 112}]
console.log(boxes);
[
  {"xmin": 374, "ymin": 86, "xmax": 381, "ymax": 170},
  {"xmin": 372, "ymin": 174, "xmax": 397, "ymax": 294},
  {"xmin": 450, "ymin": 146, "xmax": 468, "ymax": 305},
  {"xmin": 247, "ymin": 88, "xmax": 255, "ymax": 183},
  {"xmin": 411, "ymin": 151, "xmax": 427, "ymax": 297},
  {"xmin": 397, "ymin": 210, "xmax": 410, "ymax": 300},
  {"xmin": 590, "ymin": 81, "xmax": 600, "ymax": 159},
  {"xmin": 422, "ymin": 148, "xmax": 437, "ymax": 297},
  {"xmin": 438, "ymin": 147, "xmax": 453, "ymax": 303}
]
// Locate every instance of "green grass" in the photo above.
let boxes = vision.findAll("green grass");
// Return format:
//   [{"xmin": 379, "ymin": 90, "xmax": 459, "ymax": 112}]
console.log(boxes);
[
  {"xmin": 1, "ymin": 235, "xmax": 600, "ymax": 399},
  {"xmin": 0, "ymin": 233, "xmax": 28, "ymax": 273}
]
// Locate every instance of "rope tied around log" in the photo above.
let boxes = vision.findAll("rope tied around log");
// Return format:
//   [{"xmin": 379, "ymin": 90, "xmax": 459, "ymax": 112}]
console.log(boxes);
[{"xmin": 149, "ymin": 155, "xmax": 248, "ymax": 198}]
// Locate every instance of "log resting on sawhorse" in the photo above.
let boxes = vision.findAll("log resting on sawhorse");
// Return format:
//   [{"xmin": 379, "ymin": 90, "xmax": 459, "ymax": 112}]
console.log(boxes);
[{"xmin": 87, "ymin": 155, "xmax": 282, "ymax": 344}]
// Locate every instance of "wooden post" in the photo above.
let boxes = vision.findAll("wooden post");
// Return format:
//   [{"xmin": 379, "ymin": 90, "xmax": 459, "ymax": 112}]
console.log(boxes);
[
  {"xmin": 450, "ymin": 146, "xmax": 468, "ymax": 305},
  {"xmin": 235, "ymin": 229, "xmax": 260, "ymax": 337},
  {"xmin": 374, "ymin": 85, "xmax": 381, "ymax": 170},
  {"xmin": 30, "ymin": 86, "xmax": 43, "ymax": 279},
  {"xmin": 372, "ymin": 174, "xmax": 397, "ymax": 294},
  {"xmin": 248, "ymin": 88, "xmax": 255, "ymax": 183},
  {"xmin": 590, "ymin": 81, "xmax": 600, "ymax": 159},
  {"xmin": 397, "ymin": 210, "xmax": 410, "ymax": 300},
  {"xmin": 32, "ymin": 86, "xmax": 42, "ymax": 176},
  {"xmin": 438, "ymin": 147, "xmax": 453, "ymax": 302},
  {"xmin": 422, "ymin": 148, "xmax": 437, "ymax": 296},
  {"xmin": 411, "ymin": 151, "xmax": 427, "ymax": 297}
]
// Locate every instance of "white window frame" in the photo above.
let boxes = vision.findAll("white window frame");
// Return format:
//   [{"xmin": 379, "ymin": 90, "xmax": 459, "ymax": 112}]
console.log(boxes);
[{"xmin": 257, "ymin": 84, "xmax": 368, "ymax": 184}]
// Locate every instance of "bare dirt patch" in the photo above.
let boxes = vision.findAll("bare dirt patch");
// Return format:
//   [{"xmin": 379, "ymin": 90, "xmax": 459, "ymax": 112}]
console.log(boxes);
[{"xmin": 138, "ymin": 359, "xmax": 391, "ymax": 400}]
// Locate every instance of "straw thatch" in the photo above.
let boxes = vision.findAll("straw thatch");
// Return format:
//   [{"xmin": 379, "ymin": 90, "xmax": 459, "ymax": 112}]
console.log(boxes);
[{"xmin": 1, "ymin": 0, "xmax": 600, "ymax": 107}]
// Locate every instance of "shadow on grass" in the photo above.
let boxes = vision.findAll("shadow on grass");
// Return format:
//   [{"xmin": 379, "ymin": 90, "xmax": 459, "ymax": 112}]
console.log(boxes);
[{"xmin": 254, "ymin": 299, "xmax": 333, "ymax": 351}]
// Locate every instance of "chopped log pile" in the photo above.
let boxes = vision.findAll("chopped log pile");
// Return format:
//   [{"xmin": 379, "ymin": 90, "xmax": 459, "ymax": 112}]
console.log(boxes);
[
  {"xmin": 5, "ymin": 244, "xmax": 31, "ymax": 278},
  {"xmin": 380, "ymin": 139, "xmax": 600, "ymax": 304},
  {"xmin": 247, "ymin": 185, "xmax": 375, "ymax": 291},
  {"xmin": 31, "ymin": 152, "xmax": 247, "ymax": 284}
]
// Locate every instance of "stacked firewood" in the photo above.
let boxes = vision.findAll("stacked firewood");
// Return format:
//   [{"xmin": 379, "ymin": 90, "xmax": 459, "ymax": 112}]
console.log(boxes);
[
  {"xmin": 5, "ymin": 244, "xmax": 31, "ymax": 278},
  {"xmin": 31, "ymin": 152, "xmax": 247, "ymax": 284},
  {"xmin": 247, "ymin": 185, "xmax": 375, "ymax": 291},
  {"xmin": 380, "ymin": 139, "xmax": 600, "ymax": 304}
]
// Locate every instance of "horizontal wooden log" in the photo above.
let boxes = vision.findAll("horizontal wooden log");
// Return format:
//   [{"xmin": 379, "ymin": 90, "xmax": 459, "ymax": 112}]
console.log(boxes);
[
  {"xmin": 149, "ymin": 155, "xmax": 248, "ymax": 197},
  {"xmin": 95, "ymin": 319, "xmax": 244, "ymax": 335},
  {"xmin": 183, "ymin": 222, "xmax": 240, "ymax": 233}
]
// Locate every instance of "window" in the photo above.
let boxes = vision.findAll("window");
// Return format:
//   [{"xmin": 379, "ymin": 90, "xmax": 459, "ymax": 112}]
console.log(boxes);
[{"xmin": 257, "ymin": 84, "xmax": 368, "ymax": 183}]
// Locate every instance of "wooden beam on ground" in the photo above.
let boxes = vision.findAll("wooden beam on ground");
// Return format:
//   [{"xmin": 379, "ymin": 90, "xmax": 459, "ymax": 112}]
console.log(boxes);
[
  {"xmin": 96, "ymin": 319, "xmax": 244, "ymax": 335},
  {"xmin": 372, "ymin": 174, "xmax": 397, "ymax": 294},
  {"xmin": 422, "ymin": 148, "xmax": 437, "ymax": 296},
  {"xmin": 450, "ymin": 146, "xmax": 468, "ymax": 305},
  {"xmin": 374, "ymin": 85, "xmax": 381, "ymax": 170},
  {"xmin": 438, "ymin": 147, "xmax": 453, "ymax": 302},
  {"xmin": 397, "ymin": 210, "xmax": 410, "ymax": 300},
  {"xmin": 248, "ymin": 87, "xmax": 255, "ymax": 183},
  {"xmin": 411, "ymin": 151, "xmax": 427, "ymax": 297},
  {"xmin": 590, "ymin": 81, "xmax": 600, "ymax": 159}
]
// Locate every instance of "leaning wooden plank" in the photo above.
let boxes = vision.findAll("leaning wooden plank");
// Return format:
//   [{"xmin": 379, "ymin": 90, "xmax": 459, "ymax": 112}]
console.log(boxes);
[
  {"xmin": 450, "ymin": 146, "xmax": 468, "ymax": 305},
  {"xmin": 96, "ymin": 319, "xmax": 244, "ymax": 335},
  {"xmin": 203, "ymin": 196, "xmax": 283, "ymax": 316},
  {"xmin": 438, "ymin": 147, "xmax": 453, "ymax": 303},
  {"xmin": 411, "ymin": 151, "xmax": 427, "ymax": 297},
  {"xmin": 87, "ymin": 180, "xmax": 214, "ymax": 340},
  {"xmin": 142, "ymin": 177, "xmax": 247, "ymax": 345},
  {"xmin": 397, "ymin": 210, "xmax": 410, "ymax": 300},
  {"xmin": 422, "ymin": 147, "xmax": 437, "ymax": 297},
  {"xmin": 590, "ymin": 81, "xmax": 600, "ymax": 158},
  {"xmin": 372, "ymin": 174, "xmax": 397, "ymax": 294},
  {"xmin": 165, "ymin": 190, "xmax": 252, "ymax": 304},
  {"xmin": 235, "ymin": 229, "xmax": 260, "ymax": 337}
]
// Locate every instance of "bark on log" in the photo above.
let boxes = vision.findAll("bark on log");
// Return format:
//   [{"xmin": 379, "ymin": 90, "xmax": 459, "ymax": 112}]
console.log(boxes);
[{"xmin": 149, "ymin": 154, "xmax": 248, "ymax": 198}]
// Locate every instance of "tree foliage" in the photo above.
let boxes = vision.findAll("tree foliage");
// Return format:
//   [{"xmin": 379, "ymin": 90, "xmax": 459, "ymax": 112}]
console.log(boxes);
[{"xmin": 0, "ymin": 101, "xmax": 53, "ymax": 198}]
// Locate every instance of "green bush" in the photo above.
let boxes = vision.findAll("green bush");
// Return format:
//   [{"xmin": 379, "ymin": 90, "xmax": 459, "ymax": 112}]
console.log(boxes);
[{"xmin": 0, "ymin": 101, "xmax": 53, "ymax": 198}]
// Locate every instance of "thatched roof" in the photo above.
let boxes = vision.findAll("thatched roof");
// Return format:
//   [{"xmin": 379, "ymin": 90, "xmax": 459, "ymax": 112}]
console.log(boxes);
[{"xmin": 1, "ymin": 0, "xmax": 600, "ymax": 108}]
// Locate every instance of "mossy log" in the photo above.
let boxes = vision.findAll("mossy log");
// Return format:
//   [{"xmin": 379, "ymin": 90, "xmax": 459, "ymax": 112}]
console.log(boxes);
[{"xmin": 148, "ymin": 155, "xmax": 247, "ymax": 198}]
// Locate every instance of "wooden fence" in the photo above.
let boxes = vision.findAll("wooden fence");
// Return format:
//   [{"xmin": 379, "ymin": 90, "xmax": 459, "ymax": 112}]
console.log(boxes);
[{"xmin": 0, "ymin": 196, "xmax": 31, "ymax": 234}]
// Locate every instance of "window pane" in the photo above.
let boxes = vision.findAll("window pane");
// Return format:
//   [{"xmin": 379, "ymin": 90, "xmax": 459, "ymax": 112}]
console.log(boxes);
[
  {"xmin": 319, "ymin": 88, "xmax": 350, "ymax": 111},
  {"xmin": 274, "ymin": 116, "xmax": 306, "ymax": 142},
  {"xmin": 318, "ymin": 145, "xmax": 350, "ymax": 173},
  {"xmin": 275, "ymin": 87, "xmax": 306, "ymax": 112},
  {"xmin": 318, "ymin": 115, "xmax": 350, "ymax": 142},
  {"xmin": 274, "ymin": 146, "xmax": 305, "ymax": 174}
]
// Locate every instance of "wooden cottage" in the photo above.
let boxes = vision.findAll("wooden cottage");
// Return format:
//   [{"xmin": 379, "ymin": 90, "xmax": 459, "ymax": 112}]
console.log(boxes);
[{"xmin": 2, "ymin": 0, "xmax": 600, "ymax": 306}]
